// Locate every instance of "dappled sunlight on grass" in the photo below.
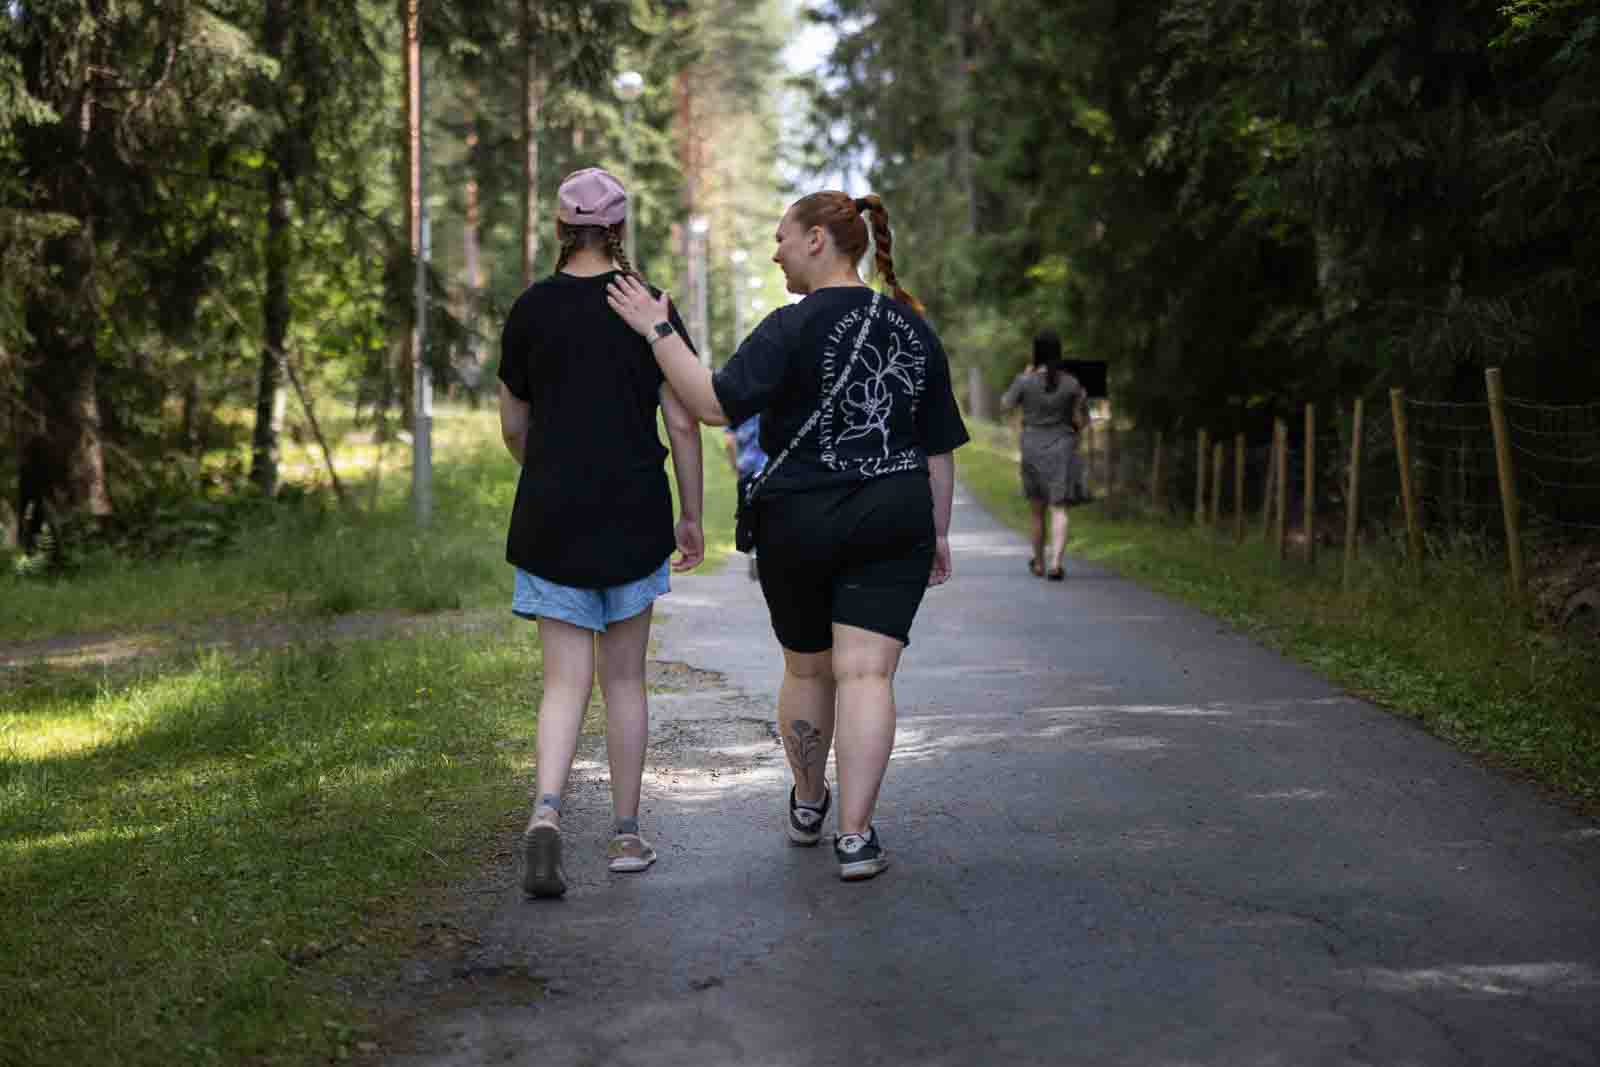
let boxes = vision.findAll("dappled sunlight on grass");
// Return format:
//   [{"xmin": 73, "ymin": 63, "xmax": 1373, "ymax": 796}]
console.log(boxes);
[
  {"xmin": 0, "ymin": 630, "xmax": 540, "ymax": 1066},
  {"xmin": 1, "ymin": 821, "xmax": 163, "ymax": 861}
]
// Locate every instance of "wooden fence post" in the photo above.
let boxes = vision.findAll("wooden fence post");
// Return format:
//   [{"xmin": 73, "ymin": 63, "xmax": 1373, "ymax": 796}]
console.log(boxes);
[
  {"xmin": 1390, "ymin": 388, "xmax": 1423, "ymax": 574},
  {"xmin": 1195, "ymin": 428, "xmax": 1209, "ymax": 524},
  {"xmin": 1106, "ymin": 413, "xmax": 1117, "ymax": 501},
  {"xmin": 1342, "ymin": 396, "xmax": 1365, "ymax": 593},
  {"xmin": 1485, "ymin": 368, "xmax": 1526, "ymax": 604},
  {"xmin": 1210, "ymin": 442, "xmax": 1224, "ymax": 527},
  {"xmin": 1234, "ymin": 431, "xmax": 1246, "ymax": 544},
  {"xmin": 1150, "ymin": 430, "xmax": 1164, "ymax": 513},
  {"xmin": 1304, "ymin": 402, "xmax": 1316, "ymax": 566},
  {"xmin": 1275, "ymin": 417, "xmax": 1289, "ymax": 561},
  {"xmin": 1260, "ymin": 429, "xmax": 1276, "ymax": 540}
]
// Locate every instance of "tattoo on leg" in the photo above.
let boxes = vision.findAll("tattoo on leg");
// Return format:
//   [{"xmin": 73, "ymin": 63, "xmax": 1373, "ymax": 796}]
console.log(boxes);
[{"xmin": 783, "ymin": 719, "xmax": 826, "ymax": 792}]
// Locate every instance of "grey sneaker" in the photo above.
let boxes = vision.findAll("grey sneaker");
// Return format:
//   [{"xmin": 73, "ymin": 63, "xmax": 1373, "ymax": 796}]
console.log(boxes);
[
  {"xmin": 787, "ymin": 784, "xmax": 830, "ymax": 846},
  {"xmin": 607, "ymin": 833, "xmax": 657, "ymax": 873},
  {"xmin": 522, "ymin": 824, "xmax": 566, "ymax": 898},
  {"xmin": 834, "ymin": 826, "xmax": 889, "ymax": 881}
]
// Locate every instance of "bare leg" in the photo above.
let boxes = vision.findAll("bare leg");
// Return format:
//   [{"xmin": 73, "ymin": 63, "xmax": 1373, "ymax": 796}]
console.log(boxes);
[
  {"xmin": 596, "ymin": 606, "xmax": 654, "ymax": 824},
  {"xmin": 531, "ymin": 617, "xmax": 597, "ymax": 829},
  {"xmin": 779, "ymin": 646, "xmax": 835, "ymax": 806},
  {"xmin": 831, "ymin": 623, "xmax": 904, "ymax": 836},
  {"xmin": 1028, "ymin": 499, "xmax": 1046, "ymax": 571},
  {"xmin": 1048, "ymin": 504, "xmax": 1070, "ymax": 571}
]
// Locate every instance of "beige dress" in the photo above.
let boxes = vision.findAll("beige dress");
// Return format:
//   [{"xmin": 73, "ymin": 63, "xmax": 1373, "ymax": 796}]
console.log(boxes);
[{"xmin": 1000, "ymin": 369, "xmax": 1088, "ymax": 505}]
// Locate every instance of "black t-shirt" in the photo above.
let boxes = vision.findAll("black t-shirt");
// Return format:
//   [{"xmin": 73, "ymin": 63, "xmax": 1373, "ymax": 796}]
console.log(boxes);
[
  {"xmin": 498, "ymin": 270, "xmax": 694, "ymax": 588},
  {"xmin": 712, "ymin": 287, "xmax": 969, "ymax": 494}
]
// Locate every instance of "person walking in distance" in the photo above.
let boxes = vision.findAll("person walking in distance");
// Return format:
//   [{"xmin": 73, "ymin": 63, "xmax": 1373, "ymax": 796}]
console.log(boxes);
[
  {"xmin": 498, "ymin": 167, "xmax": 704, "ymax": 898},
  {"xmin": 607, "ymin": 191, "xmax": 969, "ymax": 881},
  {"xmin": 1000, "ymin": 329, "xmax": 1088, "ymax": 581}
]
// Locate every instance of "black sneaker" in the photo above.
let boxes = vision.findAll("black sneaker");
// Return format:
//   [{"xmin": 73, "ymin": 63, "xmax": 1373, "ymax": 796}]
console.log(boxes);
[
  {"xmin": 522, "ymin": 824, "xmax": 566, "ymax": 898},
  {"xmin": 787, "ymin": 784, "xmax": 830, "ymax": 846},
  {"xmin": 834, "ymin": 826, "xmax": 889, "ymax": 881}
]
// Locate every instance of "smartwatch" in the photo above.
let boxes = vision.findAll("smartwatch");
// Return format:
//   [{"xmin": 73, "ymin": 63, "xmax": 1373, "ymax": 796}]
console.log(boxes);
[{"xmin": 649, "ymin": 321, "xmax": 675, "ymax": 344}]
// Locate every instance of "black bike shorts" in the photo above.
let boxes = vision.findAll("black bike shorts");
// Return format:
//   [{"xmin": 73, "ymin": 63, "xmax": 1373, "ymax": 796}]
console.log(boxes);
[{"xmin": 754, "ymin": 473, "xmax": 936, "ymax": 653}]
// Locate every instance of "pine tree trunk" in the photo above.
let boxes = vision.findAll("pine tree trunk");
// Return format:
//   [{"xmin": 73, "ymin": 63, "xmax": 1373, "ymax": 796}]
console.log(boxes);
[
  {"xmin": 949, "ymin": 0, "xmax": 977, "ymax": 239},
  {"xmin": 251, "ymin": 0, "xmax": 293, "ymax": 495},
  {"xmin": 19, "ymin": 224, "xmax": 113, "ymax": 551},
  {"xmin": 251, "ymin": 163, "xmax": 291, "ymax": 495},
  {"xmin": 521, "ymin": 0, "xmax": 542, "ymax": 286},
  {"xmin": 462, "ymin": 73, "xmax": 484, "ymax": 395},
  {"xmin": 15, "ymin": 11, "xmax": 113, "ymax": 551}
]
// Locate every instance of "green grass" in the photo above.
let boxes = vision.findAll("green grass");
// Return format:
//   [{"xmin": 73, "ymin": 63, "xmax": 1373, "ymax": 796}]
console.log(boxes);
[
  {"xmin": 0, "ymin": 411, "xmax": 737, "ymax": 1066},
  {"xmin": 1, "ymin": 632, "xmax": 537, "ymax": 1065},
  {"xmin": 959, "ymin": 417, "xmax": 1600, "ymax": 808},
  {"xmin": 1, "ymin": 412, "xmax": 736, "ymax": 643}
]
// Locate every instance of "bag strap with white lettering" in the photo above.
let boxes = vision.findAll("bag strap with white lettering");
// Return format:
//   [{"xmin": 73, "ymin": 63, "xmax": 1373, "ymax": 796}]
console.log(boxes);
[{"xmin": 742, "ymin": 290, "xmax": 882, "ymax": 504}]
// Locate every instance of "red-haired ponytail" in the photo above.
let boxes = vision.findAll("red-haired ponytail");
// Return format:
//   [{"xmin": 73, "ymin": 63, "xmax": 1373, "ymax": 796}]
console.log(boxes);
[{"xmin": 788, "ymin": 191, "xmax": 924, "ymax": 314}]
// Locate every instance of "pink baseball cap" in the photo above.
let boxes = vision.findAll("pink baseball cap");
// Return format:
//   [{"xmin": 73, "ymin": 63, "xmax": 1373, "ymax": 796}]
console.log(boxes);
[{"xmin": 557, "ymin": 167, "xmax": 627, "ymax": 226}]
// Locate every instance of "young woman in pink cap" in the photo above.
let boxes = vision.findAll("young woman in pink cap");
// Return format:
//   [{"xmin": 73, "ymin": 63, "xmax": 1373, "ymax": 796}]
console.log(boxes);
[
  {"xmin": 608, "ymin": 191, "xmax": 969, "ymax": 882},
  {"xmin": 498, "ymin": 167, "xmax": 704, "ymax": 898}
]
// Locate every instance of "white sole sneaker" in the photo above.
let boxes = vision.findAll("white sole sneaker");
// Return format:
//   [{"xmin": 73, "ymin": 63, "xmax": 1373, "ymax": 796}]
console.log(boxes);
[{"xmin": 786, "ymin": 785, "xmax": 830, "ymax": 846}]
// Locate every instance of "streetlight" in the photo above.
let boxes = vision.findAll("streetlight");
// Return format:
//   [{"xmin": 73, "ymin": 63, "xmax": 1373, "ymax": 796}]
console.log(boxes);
[
  {"xmin": 688, "ymin": 214, "xmax": 710, "ymax": 366},
  {"xmin": 729, "ymin": 249, "xmax": 749, "ymax": 358},
  {"xmin": 612, "ymin": 70, "xmax": 643, "ymax": 270}
]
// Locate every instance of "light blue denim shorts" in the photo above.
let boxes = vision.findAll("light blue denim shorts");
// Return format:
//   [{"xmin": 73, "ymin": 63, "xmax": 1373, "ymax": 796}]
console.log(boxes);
[{"xmin": 512, "ymin": 560, "xmax": 671, "ymax": 632}]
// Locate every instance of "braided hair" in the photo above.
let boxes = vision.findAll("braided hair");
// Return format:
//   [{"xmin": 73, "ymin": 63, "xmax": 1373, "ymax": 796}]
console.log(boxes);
[
  {"xmin": 554, "ymin": 221, "xmax": 637, "ymax": 277},
  {"xmin": 787, "ymin": 190, "xmax": 924, "ymax": 314}
]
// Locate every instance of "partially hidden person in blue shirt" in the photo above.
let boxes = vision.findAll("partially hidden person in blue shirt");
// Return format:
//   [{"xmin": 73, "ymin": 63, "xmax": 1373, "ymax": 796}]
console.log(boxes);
[
  {"xmin": 724, "ymin": 414, "xmax": 767, "ymax": 580},
  {"xmin": 498, "ymin": 167, "xmax": 705, "ymax": 899},
  {"xmin": 607, "ymin": 190, "xmax": 969, "ymax": 882}
]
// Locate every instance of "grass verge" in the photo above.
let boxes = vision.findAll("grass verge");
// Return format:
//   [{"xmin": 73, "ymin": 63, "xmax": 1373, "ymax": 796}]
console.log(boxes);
[
  {"xmin": 1, "ymin": 631, "xmax": 535, "ymax": 1065},
  {"xmin": 1, "ymin": 414, "xmax": 737, "ymax": 1065},
  {"xmin": 959, "ymin": 417, "xmax": 1600, "ymax": 808},
  {"xmin": 1, "ymin": 412, "xmax": 737, "ymax": 644}
]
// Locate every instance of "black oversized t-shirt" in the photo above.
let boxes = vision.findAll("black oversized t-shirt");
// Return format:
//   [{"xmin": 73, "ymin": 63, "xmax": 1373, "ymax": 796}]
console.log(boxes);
[
  {"xmin": 712, "ymin": 287, "xmax": 969, "ymax": 493},
  {"xmin": 498, "ymin": 270, "xmax": 693, "ymax": 588}
]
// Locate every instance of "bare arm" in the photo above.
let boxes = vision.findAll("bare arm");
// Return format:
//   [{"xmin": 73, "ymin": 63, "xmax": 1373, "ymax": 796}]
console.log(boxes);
[
  {"xmin": 607, "ymin": 275, "xmax": 728, "ymax": 425},
  {"xmin": 999, "ymin": 372, "xmax": 1027, "ymax": 413},
  {"xmin": 499, "ymin": 382, "xmax": 531, "ymax": 465},
  {"xmin": 928, "ymin": 450, "xmax": 955, "ymax": 586},
  {"xmin": 660, "ymin": 382, "xmax": 706, "ymax": 572}
]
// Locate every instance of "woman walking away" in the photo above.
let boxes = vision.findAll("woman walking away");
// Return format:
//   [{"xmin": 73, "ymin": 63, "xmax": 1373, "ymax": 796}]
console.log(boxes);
[
  {"xmin": 498, "ymin": 167, "xmax": 705, "ymax": 899},
  {"xmin": 607, "ymin": 191, "xmax": 969, "ymax": 882},
  {"xmin": 1000, "ymin": 330, "xmax": 1088, "ymax": 581}
]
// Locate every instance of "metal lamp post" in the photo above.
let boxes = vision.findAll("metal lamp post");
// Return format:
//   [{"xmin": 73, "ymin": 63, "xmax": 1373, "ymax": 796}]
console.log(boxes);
[
  {"xmin": 688, "ymin": 214, "xmax": 710, "ymax": 366},
  {"xmin": 729, "ymin": 248, "xmax": 748, "ymax": 359},
  {"xmin": 612, "ymin": 70, "xmax": 644, "ymax": 269}
]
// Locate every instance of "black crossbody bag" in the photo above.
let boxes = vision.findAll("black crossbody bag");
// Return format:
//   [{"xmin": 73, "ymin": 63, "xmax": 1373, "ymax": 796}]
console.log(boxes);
[{"xmin": 734, "ymin": 291, "xmax": 883, "ymax": 553}]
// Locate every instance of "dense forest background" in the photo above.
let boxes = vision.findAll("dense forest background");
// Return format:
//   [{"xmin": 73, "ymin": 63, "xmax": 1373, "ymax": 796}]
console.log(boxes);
[
  {"xmin": 807, "ymin": 0, "xmax": 1599, "ymax": 428},
  {"xmin": 3, "ymin": 0, "xmax": 1597, "ymax": 563},
  {"xmin": 1, "ymin": 0, "xmax": 793, "ymax": 557}
]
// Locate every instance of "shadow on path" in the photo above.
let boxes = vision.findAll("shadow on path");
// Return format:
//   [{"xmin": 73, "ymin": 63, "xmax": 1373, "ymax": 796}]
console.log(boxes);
[{"xmin": 376, "ymin": 482, "xmax": 1600, "ymax": 1067}]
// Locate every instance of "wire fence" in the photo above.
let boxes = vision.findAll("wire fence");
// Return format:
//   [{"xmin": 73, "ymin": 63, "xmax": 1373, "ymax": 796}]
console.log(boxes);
[{"xmin": 1035, "ymin": 370, "xmax": 1600, "ymax": 630}]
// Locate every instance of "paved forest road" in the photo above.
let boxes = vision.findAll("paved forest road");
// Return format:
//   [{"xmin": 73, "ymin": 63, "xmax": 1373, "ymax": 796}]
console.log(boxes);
[{"xmin": 390, "ymin": 483, "xmax": 1600, "ymax": 1067}]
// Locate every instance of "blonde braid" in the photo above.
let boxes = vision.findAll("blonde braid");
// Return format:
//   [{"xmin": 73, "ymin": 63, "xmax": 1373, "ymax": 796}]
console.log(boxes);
[
  {"xmin": 554, "ymin": 225, "xmax": 581, "ymax": 274},
  {"xmin": 605, "ymin": 226, "xmax": 638, "ymax": 278}
]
